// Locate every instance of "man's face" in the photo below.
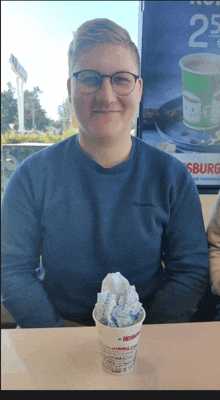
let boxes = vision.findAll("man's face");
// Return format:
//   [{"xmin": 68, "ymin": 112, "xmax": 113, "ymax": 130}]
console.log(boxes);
[{"xmin": 67, "ymin": 44, "xmax": 143, "ymax": 142}]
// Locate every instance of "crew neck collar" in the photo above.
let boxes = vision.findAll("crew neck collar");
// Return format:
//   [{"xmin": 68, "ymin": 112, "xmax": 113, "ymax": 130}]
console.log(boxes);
[{"xmin": 74, "ymin": 134, "xmax": 138, "ymax": 174}]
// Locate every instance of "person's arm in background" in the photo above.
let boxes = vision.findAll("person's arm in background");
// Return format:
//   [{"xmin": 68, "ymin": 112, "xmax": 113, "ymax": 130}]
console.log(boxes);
[
  {"xmin": 146, "ymin": 167, "xmax": 209, "ymax": 324},
  {"xmin": 1, "ymin": 160, "xmax": 65, "ymax": 328},
  {"xmin": 207, "ymin": 191, "xmax": 220, "ymax": 300}
]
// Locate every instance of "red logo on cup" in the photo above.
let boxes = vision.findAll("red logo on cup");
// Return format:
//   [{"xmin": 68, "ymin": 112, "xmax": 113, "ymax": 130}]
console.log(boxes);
[{"xmin": 123, "ymin": 330, "xmax": 140, "ymax": 342}]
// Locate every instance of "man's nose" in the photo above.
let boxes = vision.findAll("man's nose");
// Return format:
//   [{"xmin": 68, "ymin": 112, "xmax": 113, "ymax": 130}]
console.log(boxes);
[{"xmin": 95, "ymin": 77, "xmax": 117, "ymax": 102}]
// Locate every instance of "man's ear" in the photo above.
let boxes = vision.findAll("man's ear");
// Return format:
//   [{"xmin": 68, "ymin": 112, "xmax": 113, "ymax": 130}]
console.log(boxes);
[
  {"xmin": 138, "ymin": 78, "xmax": 143, "ymax": 102},
  {"xmin": 67, "ymin": 78, "xmax": 72, "ymax": 103}
]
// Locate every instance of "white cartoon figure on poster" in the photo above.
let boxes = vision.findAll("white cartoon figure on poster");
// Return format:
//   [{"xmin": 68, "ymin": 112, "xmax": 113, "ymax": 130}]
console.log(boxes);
[
  {"xmin": 210, "ymin": 89, "xmax": 220, "ymax": 125},
  {"xmin": 182, "ymin": 90, "xmax": 202, "ymax": 125},
  {"xmin": 201, "ymin": 89, "xmax": 220, "ymax": 126}
]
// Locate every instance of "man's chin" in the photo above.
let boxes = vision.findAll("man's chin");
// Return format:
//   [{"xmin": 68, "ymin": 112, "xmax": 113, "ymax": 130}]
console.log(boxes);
[
  {"xmin": 88, "ymin": 128, "xmax": 122, "ymax": 141},
  {"xmin": 78, "ymin": 124, "xmax": 130, "ymax": 143}
]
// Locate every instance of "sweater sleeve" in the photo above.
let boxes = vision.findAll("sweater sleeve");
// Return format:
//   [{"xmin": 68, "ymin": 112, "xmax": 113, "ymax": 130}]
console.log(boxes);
[
  {"xmin": 1, "ymin": 162, "xmax": 64, "ymax": 328},
  {"xmin": 146, "ymin": 166, "xmax": 209, "ymax": 324}
]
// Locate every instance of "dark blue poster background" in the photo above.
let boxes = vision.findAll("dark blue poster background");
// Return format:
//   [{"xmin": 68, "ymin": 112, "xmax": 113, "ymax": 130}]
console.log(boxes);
[{"xmin": 138, "ymin": 0, "xmax": 220, "ymax": 189}]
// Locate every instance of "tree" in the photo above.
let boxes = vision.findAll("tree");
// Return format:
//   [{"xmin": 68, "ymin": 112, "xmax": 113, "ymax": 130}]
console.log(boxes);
[
  {"xmin": 1, "ymin": 82, "xmax": 18, "ymax": 133},
  {"xmin": 1, "ymin": 83, "xmax": 52, "ymax": 133},
  {"xmin": 24, "ymin": 86, "xmax": 51, "ymax": 131},
  {"xmin": 47, "ymin": 118, "xmax": 63, "ymax": 134},
  {"xmin": 58, "ymin": 98, "xmax": 72, "ymax": 131}
]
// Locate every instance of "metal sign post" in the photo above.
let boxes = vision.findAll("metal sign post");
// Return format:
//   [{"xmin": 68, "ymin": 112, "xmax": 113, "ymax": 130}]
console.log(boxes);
[
  {"xmin": 16, "ymin": 77, "xmax": 24, "ymax": 133},
  {"xmin": 9, "ymin": 54, "xmax": 27, "ymax": 133}
]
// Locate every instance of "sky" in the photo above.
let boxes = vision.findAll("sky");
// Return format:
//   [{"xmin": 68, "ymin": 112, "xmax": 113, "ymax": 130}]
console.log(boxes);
[{"xmin": 1, "ymin": 0, "xmax": 141, "ymax": 122}]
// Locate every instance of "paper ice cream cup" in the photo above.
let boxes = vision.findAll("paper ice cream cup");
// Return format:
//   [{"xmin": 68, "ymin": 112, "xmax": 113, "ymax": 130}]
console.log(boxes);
[
  {"xmin": 179, "ymin": 53, "xmax": 220, "ymax": 130},
  {"xmin": 92, "ymin": 307, "xmax": 146, "ymax": 374}
]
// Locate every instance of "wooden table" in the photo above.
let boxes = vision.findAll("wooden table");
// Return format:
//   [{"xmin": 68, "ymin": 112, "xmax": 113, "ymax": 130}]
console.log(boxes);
[{"xmin": 1, "ymin": 321, "xmax": 220, "ymax": 390}]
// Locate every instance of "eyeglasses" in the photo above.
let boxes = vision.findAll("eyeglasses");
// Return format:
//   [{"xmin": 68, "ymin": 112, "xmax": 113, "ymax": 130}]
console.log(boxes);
[{"xmin": 72, "ymin": 70, "xmax": 139, "ymax": 96}]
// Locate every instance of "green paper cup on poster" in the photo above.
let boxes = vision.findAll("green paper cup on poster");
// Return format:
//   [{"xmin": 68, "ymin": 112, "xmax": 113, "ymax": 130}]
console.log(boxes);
[
  {"xmin": 92, "ymin": 307, "xmax": 146, "ymax": 375},
  {"xmin": 179, "ymin": 53, "xmax": 220, "ymax": 130}
]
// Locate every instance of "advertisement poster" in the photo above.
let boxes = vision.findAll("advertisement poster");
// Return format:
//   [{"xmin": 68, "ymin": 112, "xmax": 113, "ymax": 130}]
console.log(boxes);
[{"xmin": 138, "ymin": 1, "xmax": 220, "ymax": 190}]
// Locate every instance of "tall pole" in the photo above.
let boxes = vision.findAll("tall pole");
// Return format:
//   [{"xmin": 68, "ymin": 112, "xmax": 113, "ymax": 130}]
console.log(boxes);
[
  {"xmin": 16, "ymin": 77, "xmax": 21, "ymax": 132},
  {"xmin": 63, "ymin": 97, "xmax": 65, "ymax": 133},
  {"xmin": 16, "ymin": 77, "xmax": 24, "ymax": 133},
  {"xmin": 32, "ymin": 90, "xmax": 35, "ymax": 130},
  {"xmin": 9, "ymin": 54, "xmax": 27, "ymax": 133},
  {"xmin": 21, "ymin": 80, "xmax": 24, "ymax": 132}
]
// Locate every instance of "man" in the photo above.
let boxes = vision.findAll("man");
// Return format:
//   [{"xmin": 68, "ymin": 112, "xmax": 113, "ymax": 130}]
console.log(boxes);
[
  {"xmin": 208, "ymin": 191, "xmax": 220, "ymax": 298},
  {"xmin": 208, "ymin": 191, "xmax": 220, "ymax": 321},
  {"xmin": 1, "ymin": 19, "xmax": 209, "ymax": 328},
  {"xmin": 192, "ymin": 192, "xmax": 220, "ymax": 322}
]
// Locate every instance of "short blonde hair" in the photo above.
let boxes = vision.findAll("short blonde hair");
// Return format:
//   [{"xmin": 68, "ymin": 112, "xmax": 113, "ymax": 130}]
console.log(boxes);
[{"xmin": 68, "ymin": 18, "xmax": 140, "ymax": 78}]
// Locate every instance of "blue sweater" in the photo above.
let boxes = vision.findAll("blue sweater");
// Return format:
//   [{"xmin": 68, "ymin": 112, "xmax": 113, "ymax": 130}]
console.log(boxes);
[{"xmin": 1, "ymin": 135, "xmax": 209, "ymax": 328}]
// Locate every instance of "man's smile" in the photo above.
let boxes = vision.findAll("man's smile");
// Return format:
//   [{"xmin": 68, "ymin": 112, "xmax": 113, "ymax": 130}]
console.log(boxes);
[{"xmin": 93, "ymin": 110, "xmax": 121, "ymax": 113}]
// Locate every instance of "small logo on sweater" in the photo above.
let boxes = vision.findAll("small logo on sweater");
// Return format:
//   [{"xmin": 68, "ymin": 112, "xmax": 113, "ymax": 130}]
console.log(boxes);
[{"xmin": 132, "ymin": 202, "xmax": 155, "ymax": 208}]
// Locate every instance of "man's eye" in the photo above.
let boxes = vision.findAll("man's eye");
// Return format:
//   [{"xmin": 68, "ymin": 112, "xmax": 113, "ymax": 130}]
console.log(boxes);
[
  {"xmin": 80, "ymin": 77, "xmax": 100, "ymax": 86},
  {"xmin": 113, "ymin": 75, "xmax": 132, "ymax": 86},
  {"xmin": 113, "ymin": 77, "xmax": 128, "ymax": 83}
]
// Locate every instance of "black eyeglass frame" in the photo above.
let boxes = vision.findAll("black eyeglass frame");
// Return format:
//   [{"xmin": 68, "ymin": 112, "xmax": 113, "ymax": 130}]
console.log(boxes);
[{"xmin": 72, "ymin": 70, "xmax": 140, "ymax": 96}]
